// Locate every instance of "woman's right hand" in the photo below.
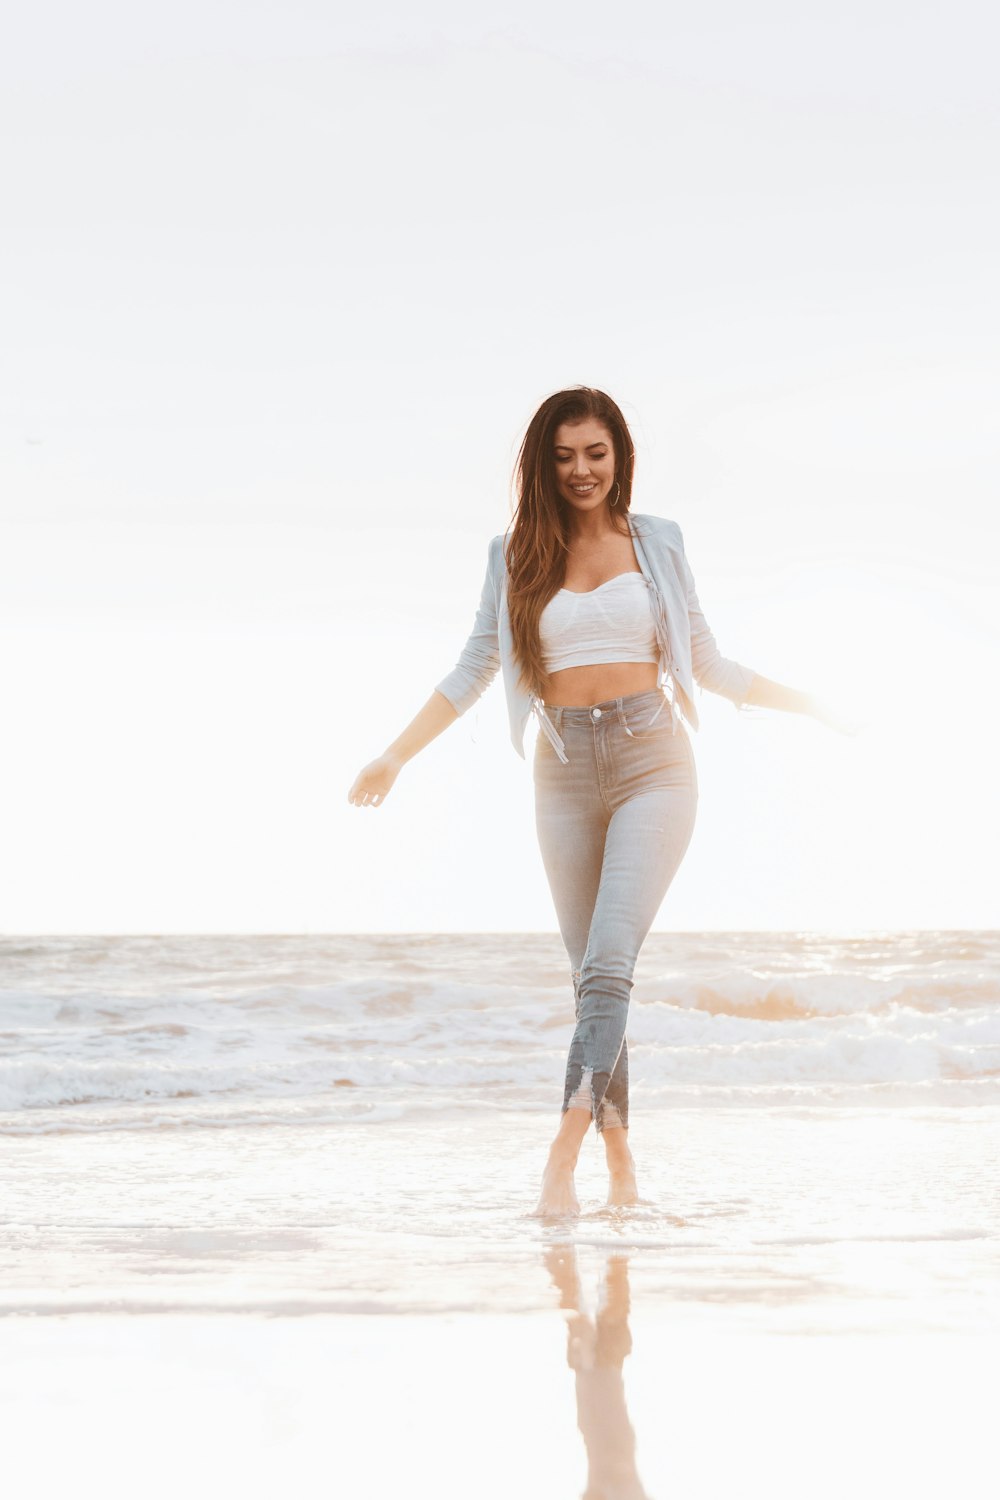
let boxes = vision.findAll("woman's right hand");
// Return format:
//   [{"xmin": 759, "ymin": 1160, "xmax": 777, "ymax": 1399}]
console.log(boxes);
[{"xmin": 347, "ymin": 753, "xmax": 403, "ymax": 808}]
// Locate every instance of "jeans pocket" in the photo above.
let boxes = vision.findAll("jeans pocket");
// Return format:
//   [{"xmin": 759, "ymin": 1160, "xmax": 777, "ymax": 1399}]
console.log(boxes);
[{"xmin": 623, "ymin": 698, "xmax": 671, "ymax": 738}]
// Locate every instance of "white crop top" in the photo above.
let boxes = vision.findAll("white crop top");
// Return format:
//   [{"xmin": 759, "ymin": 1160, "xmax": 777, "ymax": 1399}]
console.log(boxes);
[{"xmin": 539, "ymin": 571, "xmax": 659, "ymax": 675}]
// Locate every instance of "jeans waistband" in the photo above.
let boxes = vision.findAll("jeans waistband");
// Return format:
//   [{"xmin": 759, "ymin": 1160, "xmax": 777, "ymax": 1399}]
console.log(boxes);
[
  {"xmin": 541, "ymin": 688, "xmax": 669, "ymax": 730},
  {"xmin": 532, "ymin": 688, "xmax": 679, "ymax": 766}
]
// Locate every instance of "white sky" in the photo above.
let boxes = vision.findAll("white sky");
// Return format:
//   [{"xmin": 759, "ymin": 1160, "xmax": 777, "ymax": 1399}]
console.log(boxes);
[{"xmin": 2, "ymin": 0, "xmax": 997, "ymax": 932}]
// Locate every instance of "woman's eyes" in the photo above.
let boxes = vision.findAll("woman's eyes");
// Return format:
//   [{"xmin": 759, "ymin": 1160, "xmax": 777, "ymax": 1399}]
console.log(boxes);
[{"xmin": 555, "ymin": 452, "xmax": 607, "ymax": 462}]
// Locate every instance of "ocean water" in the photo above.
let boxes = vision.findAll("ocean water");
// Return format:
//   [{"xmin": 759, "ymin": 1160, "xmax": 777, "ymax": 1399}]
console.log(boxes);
[
  {"xmin": 2, "ymin": 932, "xmax": 998, "ymax": 1329},
  {"xmin": 2, "ymin": 930, "xmax": 998, "ymax": 1129}
]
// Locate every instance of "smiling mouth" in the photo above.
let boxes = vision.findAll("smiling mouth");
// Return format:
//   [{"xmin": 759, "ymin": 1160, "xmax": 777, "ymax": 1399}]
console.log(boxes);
[{"xmin": 569, "ymin": 483, "xmax": 597, "ymax": 494}]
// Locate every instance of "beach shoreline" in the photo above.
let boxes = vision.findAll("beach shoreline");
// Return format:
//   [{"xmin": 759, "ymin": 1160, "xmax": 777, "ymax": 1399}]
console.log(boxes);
[{"xmin": 4, "ymin": 934, "xmax": 997, "ymax": 1495}]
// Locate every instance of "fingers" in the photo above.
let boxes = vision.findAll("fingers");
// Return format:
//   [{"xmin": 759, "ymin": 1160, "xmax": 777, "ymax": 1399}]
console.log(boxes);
[
  {"xmin": 347, "ymin": 782, "xmax": 387, "ymax": 808},
  {"xmin": 348, "ymin": 757, "xmax": 396, "ymax": 807}
]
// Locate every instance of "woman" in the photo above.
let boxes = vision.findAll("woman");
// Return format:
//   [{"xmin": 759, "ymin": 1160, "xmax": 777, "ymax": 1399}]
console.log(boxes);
[{"xmin": 348, "ymin": 387, "xmax": 837, "ymax": 1218}]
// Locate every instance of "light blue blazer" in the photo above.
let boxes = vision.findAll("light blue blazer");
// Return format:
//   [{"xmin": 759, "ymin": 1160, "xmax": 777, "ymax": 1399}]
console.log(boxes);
[{"xmin": 434, "ymin": 510, "xmax": 757, "ymax": 763}]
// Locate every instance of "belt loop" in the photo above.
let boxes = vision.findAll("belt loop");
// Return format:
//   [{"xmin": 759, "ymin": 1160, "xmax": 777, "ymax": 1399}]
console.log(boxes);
[{"xmin": 616, "ymin": 696, "xmax": 634, "ymax": 737}]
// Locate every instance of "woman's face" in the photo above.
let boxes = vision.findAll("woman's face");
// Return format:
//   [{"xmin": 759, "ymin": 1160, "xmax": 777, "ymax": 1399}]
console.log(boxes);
[{"xmin": 552, "ymin": 419, "xmax": 617, "ymax": 515}]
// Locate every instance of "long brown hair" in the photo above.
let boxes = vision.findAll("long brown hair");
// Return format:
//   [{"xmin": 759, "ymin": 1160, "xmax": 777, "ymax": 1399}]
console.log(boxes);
[{"xmin": 505, "ymin": 386, "xmax": 637, "ymax": 700}]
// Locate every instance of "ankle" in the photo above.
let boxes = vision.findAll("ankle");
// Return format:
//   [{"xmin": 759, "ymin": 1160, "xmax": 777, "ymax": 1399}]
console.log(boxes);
[
  {"xmin": 546, "ymin": 1142, "xmax": 579, "ymax": 1172},
  {"xmin": 604, "ymin": 1136, "xmax": 634, "ymax": 1171}
]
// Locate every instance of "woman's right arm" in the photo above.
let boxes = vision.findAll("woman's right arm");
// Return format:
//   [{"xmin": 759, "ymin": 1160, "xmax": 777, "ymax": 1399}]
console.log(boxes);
[
  {"xmin": 347, "ymin": 691, "xmax": 459, "ymax": 808},
  {"xmin": 347, "ymin": 537, "xmax": 502, "ymax": 808}
]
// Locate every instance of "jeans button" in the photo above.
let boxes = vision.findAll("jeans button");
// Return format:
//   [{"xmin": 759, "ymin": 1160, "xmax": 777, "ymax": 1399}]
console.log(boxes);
[{"xmin": 592, "ymin": 707, "xmax": 602, "ymax": 719}]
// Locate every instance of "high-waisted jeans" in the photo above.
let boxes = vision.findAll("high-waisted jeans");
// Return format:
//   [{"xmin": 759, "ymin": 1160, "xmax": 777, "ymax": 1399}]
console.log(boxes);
[{"xmin": 532, "ymin": 688, "xmax": 698, "ymax": 1135}]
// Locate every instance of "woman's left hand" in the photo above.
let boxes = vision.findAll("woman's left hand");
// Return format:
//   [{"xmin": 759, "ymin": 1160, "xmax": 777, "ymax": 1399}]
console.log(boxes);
[{"xmin": 808, "ymin": 695, "xmax": 865, "ymax": 736}]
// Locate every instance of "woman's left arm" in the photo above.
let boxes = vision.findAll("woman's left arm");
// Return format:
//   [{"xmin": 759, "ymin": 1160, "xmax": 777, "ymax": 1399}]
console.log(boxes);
[
  {"xmin": 743, "ymin": 674, "xmax": 812, "ymax": 715},
  {"xmin": 679, "ymin": 529, "xmax": 852, "ymax": 734},
  {"xmin": 743, "ymin": 673, "xmax": 810, "ymax": 715},
  {"xmin": 744, "ymin": 674, "xmax": 854, "ymax": 733}
]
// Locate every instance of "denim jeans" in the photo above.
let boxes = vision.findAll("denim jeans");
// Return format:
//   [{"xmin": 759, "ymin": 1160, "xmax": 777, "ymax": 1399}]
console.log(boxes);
[{"xmin": 533, "ymin": 688, "xmax": 698, "ymax": 1135}]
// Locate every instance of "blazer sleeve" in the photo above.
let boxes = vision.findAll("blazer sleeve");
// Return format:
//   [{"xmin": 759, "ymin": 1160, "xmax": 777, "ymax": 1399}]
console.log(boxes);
[
  {"xmin": 434, "ymin": 535, "xmax": 503, "ymax": 715},
  {"xmin": 677, "ymin": 528, "xmax": 757, "ymax": 707}
]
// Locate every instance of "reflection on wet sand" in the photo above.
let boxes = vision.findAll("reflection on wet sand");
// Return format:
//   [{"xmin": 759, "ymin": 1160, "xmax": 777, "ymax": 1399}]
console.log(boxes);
[{"xmin": 545, "ymin": 1244, "xmax": 652, "ymax": 1500}]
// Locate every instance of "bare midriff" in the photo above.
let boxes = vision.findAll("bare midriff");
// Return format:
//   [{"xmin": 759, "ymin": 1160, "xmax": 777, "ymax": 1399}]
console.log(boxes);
[{"xmin": 541, "ymin": 660, "xmax": 660, "ymax": 708}]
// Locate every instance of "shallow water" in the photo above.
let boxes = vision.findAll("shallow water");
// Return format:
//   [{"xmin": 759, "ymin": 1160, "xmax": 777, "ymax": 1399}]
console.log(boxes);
[
  {"xmin": 3, "ymin": 1104, "xmax": 997, "ymax": 1330},
  {"xmin": 3, "ymin": 933, "xmax": 998, "ymax": 1328},
  {"xmin": 4, "ymin": 934, "xmax": 998, "ymax": 1497}
]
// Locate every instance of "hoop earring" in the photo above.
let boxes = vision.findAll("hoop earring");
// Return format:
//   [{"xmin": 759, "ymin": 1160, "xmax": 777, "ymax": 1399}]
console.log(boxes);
[{"xmin": 610, "ymin": 479, "xmax": 621, "ymax": 508}]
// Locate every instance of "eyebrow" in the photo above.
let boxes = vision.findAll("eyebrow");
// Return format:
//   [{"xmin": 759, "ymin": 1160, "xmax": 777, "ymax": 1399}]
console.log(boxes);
[{"xmin": 554, "ymin": 442, "xmax": 608, "ymax": 451}]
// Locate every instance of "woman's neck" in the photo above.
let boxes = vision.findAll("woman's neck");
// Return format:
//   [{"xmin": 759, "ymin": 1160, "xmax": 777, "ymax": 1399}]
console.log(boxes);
[{"xmin": 567, "ymin": 511, "xmax": 621, "ymax": 550}]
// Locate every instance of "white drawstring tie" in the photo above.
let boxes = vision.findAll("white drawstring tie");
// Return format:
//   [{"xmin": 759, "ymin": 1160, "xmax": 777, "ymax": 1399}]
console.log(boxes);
[{"xmin": 532, "ymin": 698, "xmax": 569, "ymax": 763}]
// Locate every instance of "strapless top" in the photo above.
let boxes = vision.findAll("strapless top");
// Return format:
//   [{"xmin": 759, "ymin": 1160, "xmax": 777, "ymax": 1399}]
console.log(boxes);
[{"xmin": 539, "ymin": 571, "xmax": 659, "ymax": 675}]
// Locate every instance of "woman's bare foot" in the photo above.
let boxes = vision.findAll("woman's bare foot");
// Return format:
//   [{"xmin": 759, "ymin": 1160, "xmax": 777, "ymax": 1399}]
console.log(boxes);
[
  {"xmin": 604, "ymin": 1130, "xmax": 639, "ymax": 1207},
  {"xmin": 529, "ymin": 1149, "xmax": 581, "ymax": 1218},
  {"xmin": 607, "ymin": 1164, "xmax": 639, "ymax": 1207},
  {"xmin": 529, "ymin": 1109, "xmax": 592, "ymax": 1218}
]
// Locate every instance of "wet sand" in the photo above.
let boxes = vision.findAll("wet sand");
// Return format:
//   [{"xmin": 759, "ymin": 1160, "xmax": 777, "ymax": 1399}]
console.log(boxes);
[
  {"xmin": 3, "ymin": 1106, "xmax": 999, "ymax": 1497},
  {"xmin": 2, "ymin": 1311, "xmax": 995, "ymax": 1499}
]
